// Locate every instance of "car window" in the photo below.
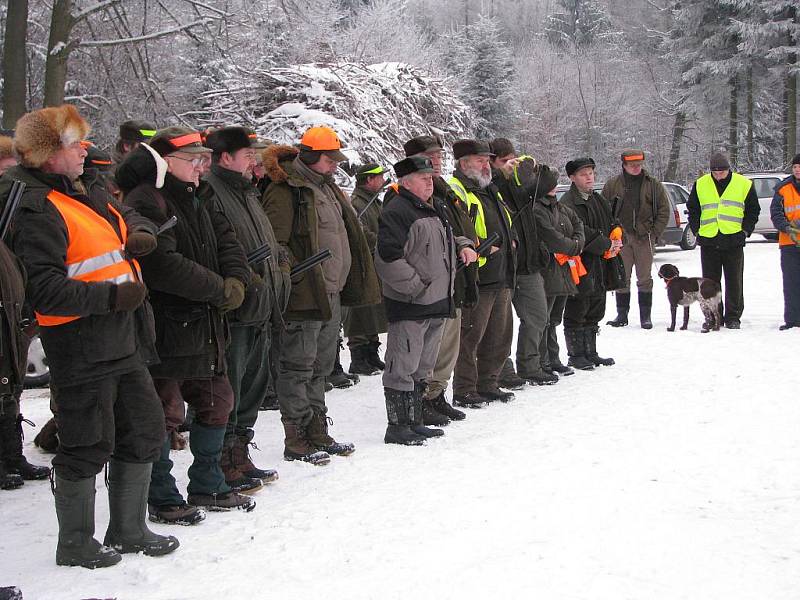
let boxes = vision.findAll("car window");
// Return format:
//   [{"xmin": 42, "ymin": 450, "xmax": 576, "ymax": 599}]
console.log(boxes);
[{"xmin": 752, "ymin": 178, "xmax": 779, "ymax": 199}]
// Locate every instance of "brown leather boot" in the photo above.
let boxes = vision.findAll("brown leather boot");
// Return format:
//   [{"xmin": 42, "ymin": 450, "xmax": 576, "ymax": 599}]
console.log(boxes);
[
  {"xmin": 232, "ymin": 431, "xmax": 278, "ymax": 483},
  {"xmin": 306, "ymin": 412, "xmax": 356, "ymax": 456},
  {"xmin": 220, "ymin": 435, "xmax": 262, "ymax": 494},
  {"xmin": 281, "ymin": 420, "xmax": 330, "ymax": 465}
]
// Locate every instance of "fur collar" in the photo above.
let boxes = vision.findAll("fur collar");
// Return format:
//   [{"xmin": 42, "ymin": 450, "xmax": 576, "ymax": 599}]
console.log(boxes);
[{"xmin": 262, "ymin": 145, "xmax": 299, "ymax": 184}]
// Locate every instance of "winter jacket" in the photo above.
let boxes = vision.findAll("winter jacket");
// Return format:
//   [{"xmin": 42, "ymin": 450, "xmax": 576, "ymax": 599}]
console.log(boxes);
[
  {"xmin": 449, "ymin": 169, "xmax": 516, "ymax": 290},
  {"xmin": 601, "ymin": 169, "xmax": 670, "ymax": 242},
  {"xmin": 559, "ymin": 184, "xmax": 613, "ymax": 296},
  {"xmin": 493, "ymin": 169, "xmax": 548, "ymax": 275},
  {"xmin": 534, "ymin": 195, "xmax": 585, "ymax": 297},
  {"xmin": 375, "ymin": 186, "xmax": 471, "ymax": 322},
  {"xmin": 199, "ymin": 164, "xmax": 289, "ymax": 327},
  {"xmin": 0, "ymin": 241, "xmax": 28, "ymax": 396},
  {"xmin": 687, "ymin": 171, "xmax": 760, "ymax": 249},
  {"xmin": 124, "ymin": 173, "xmax": 250, "ymax": 379},
  {"xmin": 261, "ymin": 145, "xmax": 380, "ymax": 322},
  {"xmin": 1, "ymin": 166, "xmax": 158, "ymax": 387},
  {"xmin": 351, "ymin": 184, "xmax": 382, "ymax": 250},
  {"xmin": 771, "ymin": 175, "xmax": 800, "ymax": 246}
]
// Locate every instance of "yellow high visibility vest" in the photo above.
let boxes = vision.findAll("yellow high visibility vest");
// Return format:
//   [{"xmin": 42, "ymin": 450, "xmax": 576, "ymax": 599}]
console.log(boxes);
[
  {"xmin": 696, "ymin": 173, "xmax": 751, "ymax": 237},
  {"xmin": 448, "ymin": 176, "xmax": 511, "ymax": 268}
]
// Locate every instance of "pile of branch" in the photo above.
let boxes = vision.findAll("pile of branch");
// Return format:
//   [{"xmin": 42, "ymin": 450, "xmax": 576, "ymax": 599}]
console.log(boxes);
[{"xmin": 195, "ymin": 61, "xmax": 475, "ymax": 167}]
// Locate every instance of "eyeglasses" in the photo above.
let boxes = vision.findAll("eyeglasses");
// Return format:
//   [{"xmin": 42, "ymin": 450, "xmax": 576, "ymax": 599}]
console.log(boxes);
[{"xmin": 169, "ymin": 154, "xmax": 210, "ymax": 168}]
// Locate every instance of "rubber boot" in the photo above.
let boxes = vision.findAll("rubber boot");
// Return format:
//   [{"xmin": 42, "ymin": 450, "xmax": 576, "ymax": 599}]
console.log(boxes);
[
  {"xmin": 103, "ymin": 460, "xmax": 180, "ymax": 556},
  {"xmin": 54, "ymin": 475, "xmax": 121, "ymax": 569},
  {"xmin": 606, "ymin": 292, "xmax": 630, "ymax": 327},
  {"xmin": 348, "ymin": 345, "xmax": 380, "ymax": 376},
  {"xmin": 0, "ymin": 410, "xmax": 50, "ymax": 481},
  {"xmin": 585, "ymin": 325, "xmax": 615, "ymax": 366},
  {"xmin": 410, "ymin": 381, "xmax": 443, "ymax": 438},
  {"xmin": 383, "ymin": 389, "xmax": 426, "ymax": 446},
  {"xmin": 638, "ymin": 291, "xmax": 653, "ymax": 329},
  {"xmin": 367, "ymin": 340, "xmax": 386, "ymax": 371},
  {"xmin": 564, "ymin": 328, "xmax": 595, "ymax": 371}
]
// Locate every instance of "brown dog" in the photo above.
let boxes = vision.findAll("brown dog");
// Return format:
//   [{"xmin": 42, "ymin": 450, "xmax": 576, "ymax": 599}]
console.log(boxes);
[{"xmin": 657, "ymin": 263, "xmax": 722, "ymax": 332}]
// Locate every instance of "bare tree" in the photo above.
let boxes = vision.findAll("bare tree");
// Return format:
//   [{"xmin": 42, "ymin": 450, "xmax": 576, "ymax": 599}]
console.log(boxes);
[{"xmin": 2, "ymin": 0, "xmax": 29, "ymax": 126}]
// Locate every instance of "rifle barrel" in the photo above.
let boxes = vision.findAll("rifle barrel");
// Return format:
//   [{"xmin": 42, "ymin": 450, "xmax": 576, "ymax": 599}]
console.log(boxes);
[
  {"xmin": 0, "ymin": 180, "xmax": 26, "ymax": 241},
  {"xmin": 290, "ymin": 248, "xmax": 332, "ymax": 277},
  {"xmin": 456, "ymin": 232, "xmax": 500, "ymax": 272}
]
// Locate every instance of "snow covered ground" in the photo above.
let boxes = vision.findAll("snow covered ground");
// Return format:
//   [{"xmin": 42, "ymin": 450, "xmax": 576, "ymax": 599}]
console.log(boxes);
[{"xmin": 3, "ymin": 239, "xmax": 799, "ymax": 600}]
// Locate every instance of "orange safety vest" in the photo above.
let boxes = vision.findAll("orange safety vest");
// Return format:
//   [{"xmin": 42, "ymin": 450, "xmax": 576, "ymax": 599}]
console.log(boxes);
[
  {"xmin": 554, "ymin": 253, "xmax": 587, "ymax": 284},
  {"xmin": 777, "ymin": 181, "xmax": 800, "ymax": 247},
  {"xmin": 36, "ymin": 189, "xmax": 140, "ymax": 327}
]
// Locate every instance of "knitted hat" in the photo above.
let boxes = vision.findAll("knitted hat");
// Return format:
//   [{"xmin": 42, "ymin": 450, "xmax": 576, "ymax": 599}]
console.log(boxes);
[
  {"xmin": 709, "ymin": 151, "xmax": 731, "ymax": 171},
  {"xmin": 119, "ymin": 120, "xmax": 157, "ymax": 143},
  {"xmin": 204, "ymin": 126, "xmax": 252, "ymax": 156},
  {"xmin": 565, "ymin": 157, "xmax": 596, "ymax": 176},
  {"xmin": 403, "ymin": 134, "xmax": 443, "ymax": 157},
  {"xmin": 13, "ymin": 104, "xmax": 90, "ymax": 168},
  {"xmin": 394, "ymin": 156, "xmax": 434, "ymax": 178},
  {"xmin": 791, "ymin": 153, "xmax": 800, "ymax": 167},
  {"xmin": 453, "ymin": 139, "xmax": 491, "ymax": 160},
  {"xmin": 149, "ymin": 126, "xmax": 211, "ymax": 156},
  {"xmin": 490, "ymin": 138, "xmax": 515, "ymax": 158}
]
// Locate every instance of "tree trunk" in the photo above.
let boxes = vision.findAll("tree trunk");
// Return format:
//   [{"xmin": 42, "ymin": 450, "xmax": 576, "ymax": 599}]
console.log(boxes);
[
  {"xmin": 2, "ymin": 0, "xmax": 29, "ymax": 128},
  {"xmin": 43, "ymin": 0, "xmax": 76, "ymax": 107},
  {"xmin": 729, "ymin": 74, "xmax": 739, "ymax": 165},
  {"xmin": 665, "ymin": 110, "xmax": 686, "ymax": 182},
  {"xmin": 746, "ymin": 66, "xmax": 754, "ymax": 166},
  {"xmin": 787, "ymin": 10, "xmax": 797, "ymax": 164}
]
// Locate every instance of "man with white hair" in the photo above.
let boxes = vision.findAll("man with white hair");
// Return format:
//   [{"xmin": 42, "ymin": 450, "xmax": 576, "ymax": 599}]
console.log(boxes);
[{"xmin": 449, "ymin": 139, "xmax": 517, "ymax": 407}]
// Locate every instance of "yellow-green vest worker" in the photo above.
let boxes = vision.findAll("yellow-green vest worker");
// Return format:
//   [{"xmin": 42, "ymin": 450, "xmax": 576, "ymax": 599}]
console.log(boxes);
[
  {"xmin": 448, "ymin": 176, "xmax": 512, "ymax": 268},
  {"xmin": 696, "ymin": 172, "xmax": 753, "ymax": 238}
]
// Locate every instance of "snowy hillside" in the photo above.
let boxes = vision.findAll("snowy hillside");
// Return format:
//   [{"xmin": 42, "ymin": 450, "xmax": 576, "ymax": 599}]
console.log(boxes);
[{"xmin": 2, "ymin": 240, "xmax": 799, "ymax": 600}]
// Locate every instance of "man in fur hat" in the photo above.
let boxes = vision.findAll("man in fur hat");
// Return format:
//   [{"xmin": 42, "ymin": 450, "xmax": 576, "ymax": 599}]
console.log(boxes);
[
  {"xmin": 261, "ymin": 126, "xmax": 380, "ymax": 464},
  {"xmin": 0, "ymin": 104, "xmax": 178, "ymax": 568}
]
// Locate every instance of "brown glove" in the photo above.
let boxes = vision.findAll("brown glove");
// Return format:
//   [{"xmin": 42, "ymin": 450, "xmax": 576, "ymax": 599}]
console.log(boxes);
[
  {"xmin": 219, "ymin": 277, "xmax": 245, "ymax": 314},
  {"xmin": 111, "ymin": 281, "xmax": 147, "ymax": 312},
  {"xmin": 125, "ymin": 231, "xmax": 157, "ymax": 257}
]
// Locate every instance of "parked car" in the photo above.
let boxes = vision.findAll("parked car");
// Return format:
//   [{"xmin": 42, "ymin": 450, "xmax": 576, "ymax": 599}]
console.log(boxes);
[
  {"xmin": 554, "ymin": 181, "xmax": 696, "ymax": 250},
  {"xmin": 25, "ymin": 334, "xmax": 50, "ymax": 388},
  {"xmin": 741, "ymin": 172, "xmax": 789, "ymax": 241}
]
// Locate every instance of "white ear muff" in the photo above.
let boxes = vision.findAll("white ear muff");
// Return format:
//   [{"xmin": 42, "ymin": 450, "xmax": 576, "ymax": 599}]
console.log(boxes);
[{"xmin": 140, "ymin": 142, "xmax": 168, "ymax": 189}]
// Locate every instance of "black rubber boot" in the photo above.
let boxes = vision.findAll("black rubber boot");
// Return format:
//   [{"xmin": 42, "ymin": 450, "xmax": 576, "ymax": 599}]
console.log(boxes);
[
  {"xmin": 585, "ymin": 325, "xmax": 615, "ymax": 366},
  {"xmin": 348, "ymin": 345, "xmax": 380, "ymax": 376},
  {"xmin": 2, "ymin": 414, "xmax": 51, "ymax": 480},
  {"xmin": 103, "ymin": 460, "xmax": 180, "ymax": 556},
  {"xmin": 366, "ymin": 341, "xmax": 386, "ymax": 371},
  {"xmin": 638, "ymin": 291, "xmax": 653, "ymax": 329},
  {"xmin": 606, "ymin": 292, "xmax": 630, "ymax": 327},
  {"xmin": 54, "ymin": 475, "xmax": 122, "ymax": 569},
  {"xmin": 564, "ymin": 328, "xmax": 595, "ymax": 371},
  {"xmin": 410, "ymin": 381, "xmax": 443, "ymax": 438},
  {"xmin": 383, "ymin": 389, "xmax": 426, "ymax": 446}
]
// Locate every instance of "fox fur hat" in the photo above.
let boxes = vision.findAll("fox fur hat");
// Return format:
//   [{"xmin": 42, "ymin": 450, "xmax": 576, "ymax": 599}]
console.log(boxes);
[
  {"xmin": 0, "ymin": 135, "xmax": 13, "ymax": 160},
  {"xmin": 14, "ymin": 104, "xmax": 90, "ymax": 168}
]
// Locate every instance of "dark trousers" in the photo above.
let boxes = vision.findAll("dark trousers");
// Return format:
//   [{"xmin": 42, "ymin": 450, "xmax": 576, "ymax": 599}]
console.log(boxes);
[
  {"xmin": 540, "ymin": 295, "xmax": 567, "ymax": 368},
  {"xmin": 382, "ymin": 318, "xmax": 445, "ymax": 391},
  {"xmin": 564, "ymin": 292, "xmax": 607, "ymax": 329},
  {"xmin": 512, "ymin": 272, "xmax": 549, "ymax": 377},
  {"xmin": 700, "ymin": 245, "xmax": 744, "ymax": 321},
  {"xmin": 454, "ymin": 287, "xmax": 513, "ymax": 395},
  {"xmin": 277, "ymin": 293, "xmax": 340, "ymax": 426},
  {"xmin": 226, "ymin": 324, "xmax": 271, "ymax": 436},
  {"xmin": 52, "ymin": 367, "xmax": 164, "ymax": 481},
  {"xmin": 149, "ymin": 376, "xmax": 234, "ymax": 504},
  {"xmin": 781, "ymin": 246, "xmax": 800, "ymax": 325}
]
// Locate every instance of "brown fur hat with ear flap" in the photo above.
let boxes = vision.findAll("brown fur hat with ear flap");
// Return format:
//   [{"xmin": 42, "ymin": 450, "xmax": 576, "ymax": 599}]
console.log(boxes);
[
  {"xmin": 0, "ymin": 135, "xmax": 13, "ymax": 160},
  {"xmin": 13, "ymin": 104, "xmax": 90, "ymax": 168}
]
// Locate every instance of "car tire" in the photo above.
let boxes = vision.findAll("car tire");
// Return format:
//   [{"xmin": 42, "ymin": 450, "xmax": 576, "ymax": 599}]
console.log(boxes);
[
  {"xmin": 679, "ymin": 225, "xmax": 697, "ymax": 250},
  {"xmin": 25, "ymin": 334, "xmax": 50, "ymax": 388}
]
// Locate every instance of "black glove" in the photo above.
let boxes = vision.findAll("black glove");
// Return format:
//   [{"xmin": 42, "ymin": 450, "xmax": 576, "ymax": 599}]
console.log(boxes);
[
  {"xmin": 219, "ymin": 277, "xmax": 245, "ymax": 314},
  {"xmin": 125, "ymin": 231, "xmax": 157, "ymax": 257},
  {"xmin": 111, "ymin": 281, "xmax": 147, "ymax": 312}
]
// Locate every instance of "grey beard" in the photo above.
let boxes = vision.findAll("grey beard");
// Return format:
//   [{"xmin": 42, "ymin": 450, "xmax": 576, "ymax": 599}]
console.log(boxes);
[{"xmin": 462, "ymin": 165, "xmax": 492, "ymax": 189}]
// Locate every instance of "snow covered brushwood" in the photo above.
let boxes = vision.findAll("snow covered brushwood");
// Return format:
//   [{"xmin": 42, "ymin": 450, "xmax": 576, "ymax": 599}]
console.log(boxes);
[{"xmin": 195, "ymin": 62, "xmax": 475, "ymax": 170}]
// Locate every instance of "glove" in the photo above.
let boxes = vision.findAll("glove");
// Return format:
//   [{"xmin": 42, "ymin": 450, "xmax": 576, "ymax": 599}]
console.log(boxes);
[
  {"xmin": 219, "ymin": 277, "xmax": 245, "ymax": 314},
  {"xmin": 249, "ymin": 272, "xmax": 265, "ymax": 289},
  {"xmin": 788, "ymin": 227, "xmax": 800, "ymax": 246},
  {"xmin": 111, "ymin": 281, "xmax": 147, "ymax": 312},
  {"xmin": 125, "ymin": 231, "xmax": 157, "ymax": 257}
]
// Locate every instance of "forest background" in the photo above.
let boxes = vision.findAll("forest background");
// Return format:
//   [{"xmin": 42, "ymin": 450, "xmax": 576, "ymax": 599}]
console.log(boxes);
[{"xmin": 1, "ymin": 0, "xmax": 798, "ymax": 183}]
